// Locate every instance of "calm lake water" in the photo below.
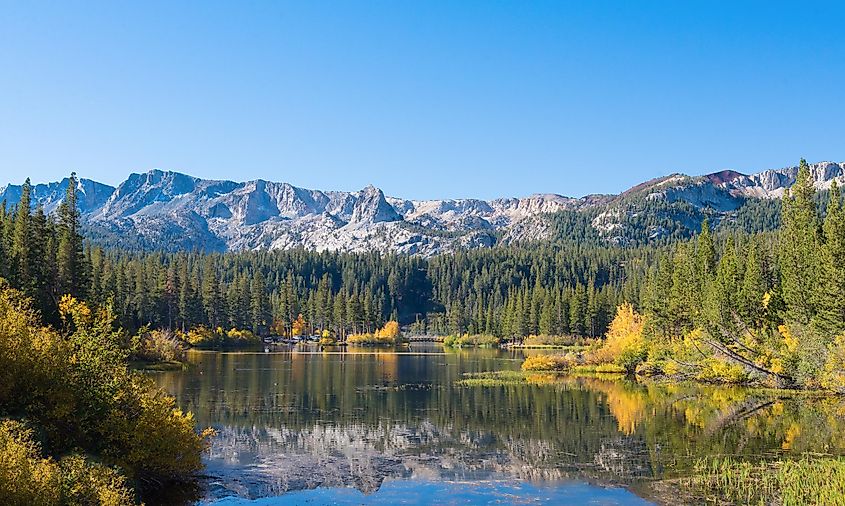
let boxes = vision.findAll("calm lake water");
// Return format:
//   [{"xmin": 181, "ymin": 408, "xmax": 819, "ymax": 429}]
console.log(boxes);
[{"xmin": 151, "ymin": 345, "xmax": 845, "ymax": 505}]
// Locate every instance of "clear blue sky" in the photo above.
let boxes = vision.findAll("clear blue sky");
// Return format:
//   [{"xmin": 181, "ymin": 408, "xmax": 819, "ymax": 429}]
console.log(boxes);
[{"xmin": 0, "ymin": 1, "xmax": 842, "ymax": 199}]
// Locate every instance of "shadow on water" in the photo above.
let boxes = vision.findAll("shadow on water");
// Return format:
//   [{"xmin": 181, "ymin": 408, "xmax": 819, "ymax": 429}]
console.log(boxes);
[{"xmin": 149, "ymin": 345, "xmax": 845, "ymax": 505}]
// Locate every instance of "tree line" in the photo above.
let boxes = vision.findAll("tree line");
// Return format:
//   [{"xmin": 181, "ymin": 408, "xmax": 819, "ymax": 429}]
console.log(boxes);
[
  {"xmin": 3, "ymin": 160, "xmax": 841, "ymax": 356},
  {"xmin": 0, "ymin": 174, "xmax": 88, "ymax": 324},
  {"xmin": 1, "ymin": 176, "xmax": 656, "ymax": 338},
  {"xmin": 635, "ymin": 159, "xmax": 845, "ymax": 387}
]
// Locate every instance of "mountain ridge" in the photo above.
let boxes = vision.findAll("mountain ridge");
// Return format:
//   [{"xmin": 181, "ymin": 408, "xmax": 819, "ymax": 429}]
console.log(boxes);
[{"xmin": 2, "ymin": 161, "xmax": 843, "ymax": 255}]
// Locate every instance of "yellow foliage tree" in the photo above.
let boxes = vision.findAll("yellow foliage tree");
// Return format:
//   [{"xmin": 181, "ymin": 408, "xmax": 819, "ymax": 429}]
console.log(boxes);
[
  {"xmin": 291, "ymin": 314, "xmax": 307, "ymax": 336},
  {"xmin": 377, "ymin": 321, "xmax": 400, "ymax": 339},
  {"xmin": 590, "ymin": 303, "xmax": 647, "ymax": 372}
]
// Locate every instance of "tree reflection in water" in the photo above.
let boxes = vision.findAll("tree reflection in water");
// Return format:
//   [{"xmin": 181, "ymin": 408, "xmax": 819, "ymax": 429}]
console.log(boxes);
[{"xmin": 151, "ymin": 347, "xmax": 845, "ymax": 502}]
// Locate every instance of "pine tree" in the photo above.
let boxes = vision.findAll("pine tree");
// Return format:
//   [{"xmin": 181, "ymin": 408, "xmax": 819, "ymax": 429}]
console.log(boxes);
[
  {"xmin": 178, "ymin": 262, "xmax": 195, "ymax": 331},
  {"xmin": 448, "ymin": 299, "xmax": 464, "ymax": 335},
  {"xmin": 12, "ymin": 178, "xmax": 33, "ymax": 294},
  {"xmin": 739, "ymin": 238, "xmax": 768, "ymax": 328},
  {"xmin": 202, "ymin": 258, "xmax": 223, "ymax": 328},
  {"xmin": 56, "ymin": 173, "xmax": 88, "ymax": 298},
  {"xmin": 696, "ymin": 219, "xmax": 716, "ymax": 283},
  {"xmin": 780, "ymin": 159, "xmax": 820, "ymax": 324},
  {"xmin": 250, "ymin": 270, "xmax": 269, "ymax": 335},
  {"xmin": 539, "ymin": 293, "xmax": 554, "ymax": 335},
  {"xmin": 670, "ymin": 243, "xmax": 699, "ymax": 333},
  {"xmin": 346, "ymin": 291, "xmax": 361, "ymax": 335},
  {"xmin": 814, "ymin": 180, "xmax": 845, "ymax": 335},
  {"xmin": 705, "ymin": 237, "xmax": 741, "ymax": 333},
  {"xmin": 30, "ymin": 204, "xmax": 54, "ymax": 318},
  {"xmin": 569, "ymin": 284, "xmax": 587, "ymax": 336},
  {"xmin": 333, "ymin": 290, "xmax": 346, "ymax": 339},
  {"xmin": 163, "ymin": 262, "xmax": 179, "ymax": 330}
]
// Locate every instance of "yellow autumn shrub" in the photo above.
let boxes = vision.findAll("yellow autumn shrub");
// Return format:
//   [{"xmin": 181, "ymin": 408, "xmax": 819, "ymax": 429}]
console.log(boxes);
[
  {"xmin": 347, "ymin": 321, "xmax": 402, "ymax": 344},
  {"xmin": 822, "ymin": 334, "xmax": 845, "ymax": 393},
  {"xmin": 521, "ymin": 354, "xmax": 572, "ymax": 371},
  {"xmin": 588, "ymin": 303, "xmax": 647, "ymax": 372},
  {"xmin": 0, "ymin": 281, "xmax": 211, "ymax": 499},
  {"xmin": 0, "ymin": 420, "xmax": 133, "ymax": 506},
  {"xmin": 185, "ymin": 325, "xmax": 259, "ymax": 348},
  {"xmin": 696, "ymin": 358, "xmax": 749, "ymax": 384}
]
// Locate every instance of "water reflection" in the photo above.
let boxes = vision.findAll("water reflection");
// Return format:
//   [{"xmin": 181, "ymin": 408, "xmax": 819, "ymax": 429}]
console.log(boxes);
[{"xmin": 151, "ymin": 347, "xmax": 845, "ymax": 503}]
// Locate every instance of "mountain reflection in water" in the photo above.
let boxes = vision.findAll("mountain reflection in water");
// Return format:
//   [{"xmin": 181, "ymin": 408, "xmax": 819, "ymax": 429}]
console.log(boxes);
[{"xmin": 151, "ymin": 346, "xmax": 845, "ymax": 504}]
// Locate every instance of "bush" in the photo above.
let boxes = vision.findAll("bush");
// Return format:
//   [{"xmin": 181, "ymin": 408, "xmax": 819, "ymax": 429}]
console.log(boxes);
[
  {"xmin": 821, "ymin": 334, "xmax": 845, "ymax": 393},
  {"xmin": 443, "ymin": 334, "xmax": 500, "ymax": 348},
  {"xmin": 521, "ymin": 354, "xmax": 573, "ymax": 371},
  {"xmin": 587, "ymin": 304, "xmax": 647, "ymax": 373},
  {"xmin": 696, "ymin": 358, "xmax": 749, "ymax": 384},
  {"xmin": 0, "ymin": 282, "xmax": 211, "ymax": 499},
  {"xmin": 521, "ymin": 335, "xmax": 591, "ymax": 347},
  {"xmin": 185, "ymin": 326, "xmax": 260, "ymax": 348},
  {"xmin": 0, "ymin": 420, "xmax": 134, "ymax": 506},
  {"xmin": 130, "ymin": 328, "xmax": 187, "ymax": 363},
  {"xmin": 592, "ymin": 363, "xmax": 627, "ymax": 374},
  {"xmin": 347, "ymin": 321, "xmax": 402, "ymax": 345}
]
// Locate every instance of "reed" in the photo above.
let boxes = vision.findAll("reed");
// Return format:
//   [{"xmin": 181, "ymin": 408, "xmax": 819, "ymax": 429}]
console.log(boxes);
[{"xmin": 686, "ymin": 455, "xmax": 845, "ymax": 505}]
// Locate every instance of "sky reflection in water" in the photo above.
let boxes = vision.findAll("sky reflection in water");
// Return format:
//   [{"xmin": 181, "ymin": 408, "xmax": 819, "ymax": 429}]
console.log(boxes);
[{"xmin": 152, "ymin": 346, "xmax": 845, "ymax": 504}]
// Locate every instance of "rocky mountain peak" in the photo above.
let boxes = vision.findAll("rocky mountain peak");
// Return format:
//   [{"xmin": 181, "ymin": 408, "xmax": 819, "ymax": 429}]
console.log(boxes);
[
  {"xmin": 2, "ymin": 159, "xmax": 843, "ymax": 256},
  {"xmin": 705, "ymin": 170, "xmax": 746, "ymax": 185},
  {"xmin": 350, "ymin": 185, "xmax": 401, "ymax": 224}
]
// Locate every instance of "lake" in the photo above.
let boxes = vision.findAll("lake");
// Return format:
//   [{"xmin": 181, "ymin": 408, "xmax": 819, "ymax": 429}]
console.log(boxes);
[{"xmin": 151, "ymin": 345, "xmax": 845, "ymax": 505}]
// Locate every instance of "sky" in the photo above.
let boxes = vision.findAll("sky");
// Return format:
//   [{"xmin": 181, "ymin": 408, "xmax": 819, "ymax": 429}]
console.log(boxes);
[{"xmin": 0, "ymin": 1, "xmax": 843, "ymax": 200}]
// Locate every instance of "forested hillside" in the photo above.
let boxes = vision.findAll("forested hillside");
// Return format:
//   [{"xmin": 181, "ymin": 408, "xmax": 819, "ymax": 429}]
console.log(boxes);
[{"xmin": 1, "ymin": 160, "xmax": 842, "ymax": 378}]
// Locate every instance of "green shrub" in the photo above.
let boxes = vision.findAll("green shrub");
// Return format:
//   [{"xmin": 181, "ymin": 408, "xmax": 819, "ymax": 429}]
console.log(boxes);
[{"xmin": 521, "ymin": 335, "xmax": 593, "ymax": 347}]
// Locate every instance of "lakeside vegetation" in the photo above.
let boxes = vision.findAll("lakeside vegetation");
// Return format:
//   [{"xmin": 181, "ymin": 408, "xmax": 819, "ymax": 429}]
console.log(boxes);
[
  {"xmin": 0, "ymin": 285, "xmax": 212, "ymax": 503},
  {"xmin": 346, "ymin": 321, "xmax": 403, "ymax": 345},
  {"xmin": 505, "ymin": 161, "xmax": 845, "ymax": 392},
  {"xmin": 683, "ymin": 456, "xmax": 845, "ymax": 505},
  {"xmin": 0, "ymin": 176, "xmax": 210, "ymax": 502},
  {"xmin": 443, "ymin": 333, "xmax": 499, "ymax": 348}
]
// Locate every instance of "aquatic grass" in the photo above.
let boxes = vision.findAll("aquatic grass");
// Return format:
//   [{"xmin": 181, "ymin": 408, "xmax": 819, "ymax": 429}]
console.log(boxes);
[
  {"xmin": 456, "ymin": 368, "xmax": 622, "ymax": 387},
  {"xmin": 686, "ymin": 455, "xmax": 845, "ymax": 505},
  {"xmin": 456, "ymin": 370, "xmax": 531, "ymax": 386},
  {"xmin": 513, "ymin": 344, "xmax": 590, "ymax": 351},
  {"xmin": 571, "ymin": 363, "xmax": 626, "ymax": 374}
]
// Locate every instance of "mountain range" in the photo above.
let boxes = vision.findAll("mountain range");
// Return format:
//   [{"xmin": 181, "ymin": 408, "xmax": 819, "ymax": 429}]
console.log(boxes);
[{"xmin": 2, "ymin": 161, "xmax": 843, "ymax": 255}]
